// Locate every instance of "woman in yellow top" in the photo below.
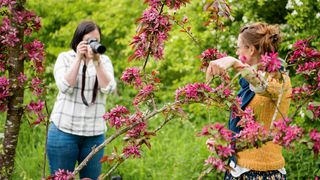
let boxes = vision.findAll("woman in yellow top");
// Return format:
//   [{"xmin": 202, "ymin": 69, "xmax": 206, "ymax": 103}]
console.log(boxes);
[{"xmin": 206, "ymin": 22, "xmax": 291, "ymax": 179}]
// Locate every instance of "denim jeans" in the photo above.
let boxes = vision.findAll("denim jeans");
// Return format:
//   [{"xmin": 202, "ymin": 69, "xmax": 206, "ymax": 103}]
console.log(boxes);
[{"xmin": 47, "ymin": 123, "xmax": 105, "ymax": 180}]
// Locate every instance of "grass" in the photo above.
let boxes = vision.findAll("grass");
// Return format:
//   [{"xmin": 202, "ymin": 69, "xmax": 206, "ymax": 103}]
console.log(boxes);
[{"xmin": 1, "ymin": 100, "xmax": 317, "ymax": 180}]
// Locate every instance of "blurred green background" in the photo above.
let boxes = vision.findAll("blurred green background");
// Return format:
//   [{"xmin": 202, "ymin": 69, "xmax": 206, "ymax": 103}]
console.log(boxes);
[{"xmin": 0, "ymin": 0, "xmax": 319, "ymax": 179}]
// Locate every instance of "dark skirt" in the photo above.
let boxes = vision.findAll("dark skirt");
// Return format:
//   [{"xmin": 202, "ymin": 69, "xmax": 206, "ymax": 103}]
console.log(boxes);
[{"xmin": 224, "ymin": 170, "xmax": 286, "ymax": 180}]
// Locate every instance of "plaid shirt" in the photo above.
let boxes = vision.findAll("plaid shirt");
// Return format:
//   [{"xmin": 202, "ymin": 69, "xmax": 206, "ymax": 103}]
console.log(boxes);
[{"xmin": 50, "ymin": 50, "xmax": 116, "ymax": 136}]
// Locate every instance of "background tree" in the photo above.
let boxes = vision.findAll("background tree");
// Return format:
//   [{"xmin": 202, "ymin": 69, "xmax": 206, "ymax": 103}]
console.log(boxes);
[{"xmin": 0, "ymin": 0, "xmax": 44, "ymax": 179}]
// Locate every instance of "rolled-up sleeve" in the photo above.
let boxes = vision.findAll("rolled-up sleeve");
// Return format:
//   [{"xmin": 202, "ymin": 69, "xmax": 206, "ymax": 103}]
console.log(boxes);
[
  {"xmin": 100, "ymin": 55, "xmax": 116, "ymax": 94},
  {"xmin": 54, "ymin": 53, "xmax": 74, "ymax": 94}
]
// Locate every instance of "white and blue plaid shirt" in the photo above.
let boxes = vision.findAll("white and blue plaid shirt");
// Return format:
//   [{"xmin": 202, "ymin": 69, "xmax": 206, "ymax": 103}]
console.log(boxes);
[{"xmin": 50, "ymin": 50, "xmax": 116, "ymax": 136}]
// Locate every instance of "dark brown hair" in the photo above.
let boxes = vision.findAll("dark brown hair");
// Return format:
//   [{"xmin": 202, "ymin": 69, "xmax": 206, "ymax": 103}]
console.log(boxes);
[
  {"xmin": 239, "ymin": 22, "xmax": 281, "ymax": 55},
  {"xmin": 70, "ymin": 20, "xmax": 102, "ymax": 52}
]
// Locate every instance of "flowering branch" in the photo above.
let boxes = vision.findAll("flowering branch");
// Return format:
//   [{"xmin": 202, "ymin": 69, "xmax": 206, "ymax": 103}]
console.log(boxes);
[{"xmin": 73, "ymin": 102, "xmax": 178, "ymax": 175}]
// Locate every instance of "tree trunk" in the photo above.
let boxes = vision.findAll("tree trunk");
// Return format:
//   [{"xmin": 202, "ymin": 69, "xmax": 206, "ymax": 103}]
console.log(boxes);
[{"xmin": 0, "ymin": 0, "xmax": 26, "ymax": 179}]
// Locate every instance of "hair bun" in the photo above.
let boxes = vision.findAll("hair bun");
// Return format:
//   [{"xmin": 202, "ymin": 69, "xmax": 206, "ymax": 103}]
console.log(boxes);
[{"xmin": 270, "ymin": 34, "xmax": 280, "ymax": 44}]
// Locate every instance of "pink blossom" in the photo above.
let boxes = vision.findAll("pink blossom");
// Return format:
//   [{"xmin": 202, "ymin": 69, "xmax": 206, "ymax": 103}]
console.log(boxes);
[
  {"xmin": 123, "ymin": 144, "xmax": 141, "ymax": 158},
  {"xmin": 129, "ymin": 8, "xmax": 172, "ymax": 60},
  {"xmin": 134, "ymin": 84, "xmax": 154, "ymax": 105},
  {"xmin": 309, "ymin": 129, "xmax": 320, "ymax": 156},
  {"xmin": 260, "ymin": 52, "xmax": 281, "ymax": 73},
  {"xmin": 17, "ymin": 72, "xmax": 27, "ymax": 86},
  {"xmin": 235, "ymin": 114, "xmax": 268, "ymax": 146},
  {"xmin": 0, "ymin": 18, "xmax": 20, "ymax": 47},
  {"xmin": 31, "ymin": 77, "xmax": 43, "ymax": 96},
  {"xmin": 216, "ymin": 144, "xmax": 235, "ymax": 158},
  {"xmin": 199, "ymin": 48, "xmax": 227, "ymax": 72},
  {"xmin": 272, "ymin": 118, "xmax": 304, "ymax": 148},
  {"xmin": 24, "ymin": 39, "xmax": 45, "ymax": 72},
  {"xmin": 103, "ymin": 105, "xmax": 130, "ymax": 129},
  {"xmin": 0, "ymin": 76, "xmax": 10, "ymax": 103},
  {"xmin": 0, "ymin": 61, "xmax": 5, "ymax": 72},
  {"xmin": 296, "ymin": 62, "xmax": 320, "ymax": 74},
  {"xmin": 121, "ymin": 67, "xmax": 142, "ymax": 88},
  {"xmin": 204, "ymin": 156, "xmax": 226, "ymax": 172},
  {"xmin": 27, "ymin": 100, "xmax": 44, "ymax": 112},
  {"xmin": 51, "ymin": 169, "xmax": 74, "ymax": 180},
  {"xmin": 175, "ymin": 83, "xmax": 213, "ymax": 103}
]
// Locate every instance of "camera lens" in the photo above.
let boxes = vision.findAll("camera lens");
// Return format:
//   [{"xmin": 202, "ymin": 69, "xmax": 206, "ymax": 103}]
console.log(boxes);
[{"xmin": 88, "ymin": 39, "xmax": 106, "ymax": 54}]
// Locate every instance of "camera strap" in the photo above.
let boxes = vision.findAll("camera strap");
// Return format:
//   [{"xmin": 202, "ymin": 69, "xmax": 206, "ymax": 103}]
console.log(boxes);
[{"xmin": 81, "ymin": 64, "xmax": 98, "ymax": 106}]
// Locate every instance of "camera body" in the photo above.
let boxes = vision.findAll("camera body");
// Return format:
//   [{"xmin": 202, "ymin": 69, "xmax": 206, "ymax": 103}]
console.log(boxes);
[{"xmin": 87, "ymin": 38, "xmax": 106, "ymax": 54}]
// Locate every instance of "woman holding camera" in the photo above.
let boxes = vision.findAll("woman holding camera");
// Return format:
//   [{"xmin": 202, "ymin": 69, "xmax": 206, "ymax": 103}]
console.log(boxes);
[{"xmin": 47, "ymin": 20, "xmax": 116, "ymax": 179}]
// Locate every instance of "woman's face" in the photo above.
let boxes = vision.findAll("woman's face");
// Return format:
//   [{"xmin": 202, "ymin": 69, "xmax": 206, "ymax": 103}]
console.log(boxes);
[{"xmin": 236, "ymin": 35, "xmax": 259, "ymax": 65}]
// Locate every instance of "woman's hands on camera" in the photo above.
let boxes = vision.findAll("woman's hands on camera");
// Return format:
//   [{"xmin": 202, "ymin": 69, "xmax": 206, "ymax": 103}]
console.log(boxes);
[{"xmin": 76, "ymin": 41, "xmax": 100, "ymax": 63}]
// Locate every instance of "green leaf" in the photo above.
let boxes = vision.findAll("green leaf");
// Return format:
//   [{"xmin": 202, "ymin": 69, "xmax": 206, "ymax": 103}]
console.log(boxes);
[{"xmin": 305, "ymin": 110, "xmax": 314, "ymax": 119}]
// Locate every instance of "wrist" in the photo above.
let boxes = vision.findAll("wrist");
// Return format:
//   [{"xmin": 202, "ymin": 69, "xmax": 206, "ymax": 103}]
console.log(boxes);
[{"xmin": 233, "ymin": 59, "xmax": 246, "ymax": 72}]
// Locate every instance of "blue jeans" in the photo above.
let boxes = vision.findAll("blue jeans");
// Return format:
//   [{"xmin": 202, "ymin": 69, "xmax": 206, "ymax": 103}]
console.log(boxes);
[{"xmin": 47, "ymin": 123, "xmax": 105, "ymax": 180}]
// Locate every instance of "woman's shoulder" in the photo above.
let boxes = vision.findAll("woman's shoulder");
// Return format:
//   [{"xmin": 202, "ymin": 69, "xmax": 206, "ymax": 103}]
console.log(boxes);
[{"xmin": 58, "ymin": 50, "xmax": 76, "ymax": 58}]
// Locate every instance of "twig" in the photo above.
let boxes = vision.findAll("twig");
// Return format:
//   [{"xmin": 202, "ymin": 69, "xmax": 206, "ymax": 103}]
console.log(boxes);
[
  {"xmin": 197, "ymin": 166, "xmax": 213, "ymax": 180},
  {"xmin": 154, "ymin": 115, "xmax": 174, "ymax": 133},
  {"xmin": 290, "ymin": 94, "xmax": 314, "ymax": 119},
  {"xmin": 173, "ymin": 19, "xmax": 201, "ymax": 48},
  {"xmin": 73, "ymin": 103, "xmax": 177, "ymax": 175},
  {"xmin": 100, "ymin": 160, "xmax": 123, "ymax": 180},
  {"xmin": 270, "ymin": 73, "xmax": 286, "ymax": 129},
  {"xmin": 42, "ymin": 100, "xmax": 50, "ymax": 179}
]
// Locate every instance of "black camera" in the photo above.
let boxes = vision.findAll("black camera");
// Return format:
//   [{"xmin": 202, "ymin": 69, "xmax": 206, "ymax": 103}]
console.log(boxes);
[{"xmin": 87, "ymin": 38, "xmax": 106, "ymax": 54}]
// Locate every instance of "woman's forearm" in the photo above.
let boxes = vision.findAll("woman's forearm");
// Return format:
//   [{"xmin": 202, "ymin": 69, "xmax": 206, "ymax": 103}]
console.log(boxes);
[
  {"xmin": 94, "ymin": 62, "xmax": 113, "ymax": 88},
  {"xmin": 64, "ymin": 58, "xmax": 81, "ymax": 87}
]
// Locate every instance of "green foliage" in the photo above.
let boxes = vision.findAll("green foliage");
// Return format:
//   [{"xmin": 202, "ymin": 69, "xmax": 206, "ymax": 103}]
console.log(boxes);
[{"xmin": 6, "ymin": 0, "xmax": 318, "ymax": 179}]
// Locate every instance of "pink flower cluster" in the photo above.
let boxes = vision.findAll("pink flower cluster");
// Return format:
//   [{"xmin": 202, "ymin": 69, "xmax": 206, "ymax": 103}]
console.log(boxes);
[
  {"xmin": 17, "ymin": 72, "xmax": 27, "ymax": 86},
  {"xmin": 234, "ymin": 108, "xmax": 268, "ymax": 147},
  {"xmin": 199, "ymin": 123, "xmax": 233, "ymax": 141},
  {"xmin": 272, "ymin": 118, "xmax": 304, "ymax": 148},
  {"xmin": 204, "ymin": 156, "xmax": 226, "ymax": 172},
  {"xmin": 291, "ymin": 85, "xmax": 314, "ymax": 101},
  {"xmin": 24, "ymin": 40, "xmax": 45, "ymax": 72},
  {"xmin": 309, "ymin": 129, "xmax": 320, "ymax": 156},
  {"xmin": 133, "ymin": 84, "xmax": 155, "ymax": 105},
  {"xmin": 103, "ymin": 105, "xmax": 130, "ymax": 129},
  {"xmin": 123, "ymin": 144, "xmax": 141, "ymax": 158},
  {"xmin": 0, "ymin": 17, "xmax": 19, "ymax": 47},
  {"xmin": 199, "ymin": 48, "xmax": 227, "ymax": 72},
  {"xmin": 200, "ymin": 123, "xmax": 233, "ymax": 171},
  {"xmin": 0, "ymin": 76, "xmax": 10, "ymax": 111},
  {"xmin": 289, "ymin": 38, "xmax": 320, "ymax": 88},
  {"xmin": 27, "ymin": 100, "xmax": 46, "ymax": 125},
  {"xmin": 290, "ymin": 39, "xmax": 320, "ymax": 63},
  {"xmin": 129, "ymin": 7, "xmax": 171, "ymax": 60},
  {"xmin": 48, "ymin": 169, "xmax": 74, "ymax": 180},
  {"xmin": 235, "ymin": 121, "xmax": 268, "ymax": 147},
  {"xmin": 175, "ymin": 83, "xmax": 213, "ymax": 103},
  {"xmin": 145, "ymin": 0, "xmax": 190, "ymax": 10},
  {"xmin": 31, "ymin": 77, "xmax": 43, "ymax": 96},
  {"xmin": 121, "ymin": 67, "xmax": 142, "ymax": 89},
  {"xmin": 213, "ymin": 83, "xmax": 233, "ymax": 99},
  {"xmin": 126, "ymin": 111, "xmax": 147, "ymax": 138},
  {"xmin": 260, "ymin": 52, "xmax": 281, "ymax": 73}
]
